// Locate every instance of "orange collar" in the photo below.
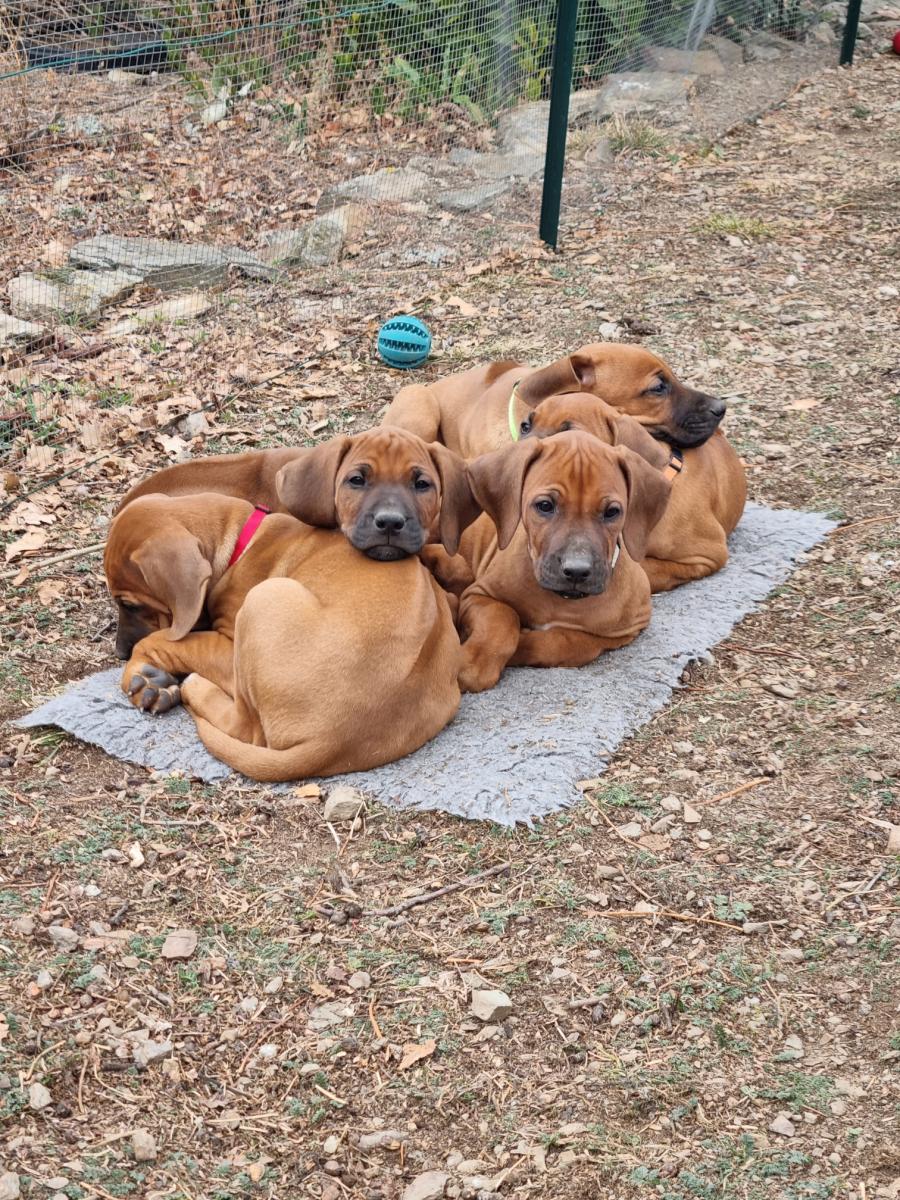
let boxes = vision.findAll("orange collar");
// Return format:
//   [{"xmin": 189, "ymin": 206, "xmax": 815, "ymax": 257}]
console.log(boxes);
[{"xmin": 663, "ymin": 448, "xmax": 684, "ymax": 481}]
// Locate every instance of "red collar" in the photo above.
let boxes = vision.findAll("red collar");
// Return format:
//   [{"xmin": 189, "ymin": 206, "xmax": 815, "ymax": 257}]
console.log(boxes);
[{"xmin": 228, "ymin": 505, "xmax": 270, "ymax": 568}]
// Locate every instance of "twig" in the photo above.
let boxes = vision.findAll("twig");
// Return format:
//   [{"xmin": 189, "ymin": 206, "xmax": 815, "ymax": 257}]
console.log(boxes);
[
  {"xmin": 829, "ymin": 514, "xmax": 896, "ymax": 536},
  {"xmin": 368, "ymin": 994, "xmax": 383, "ymax": 1040},
  {"xmin": 366, "ymin": 861, "xmax": 512, "ymax": 917},
  {"xmin": 702, "ymin": 777, "xmax": 768, "ymax": 807},
  {"xmin": 824, "ymin": 867, "xmax": 886, "ymax": 914},
  {"xmin": 602, "ymin": 908, "xmax": 743, "ymax": 931},
  {"xmin": 1, "ymin": 540, "xmax": 106, "ymax": 580}
]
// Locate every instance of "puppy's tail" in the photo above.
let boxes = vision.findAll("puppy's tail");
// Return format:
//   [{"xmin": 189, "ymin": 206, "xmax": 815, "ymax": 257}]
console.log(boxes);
[{"xmin": 192, "ymin": 716, "xmax": 330, "ymax": 784}]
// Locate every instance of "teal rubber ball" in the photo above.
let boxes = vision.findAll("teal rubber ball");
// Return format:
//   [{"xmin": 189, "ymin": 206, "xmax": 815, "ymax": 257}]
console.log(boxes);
[{"xmin": 377, "ymin": 315, "xmax": 432, "ymax": 369}]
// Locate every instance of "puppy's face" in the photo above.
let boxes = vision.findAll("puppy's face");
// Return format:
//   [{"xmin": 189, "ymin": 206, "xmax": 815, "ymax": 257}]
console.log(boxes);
[
  {"xmin": 467, "ymin": 432, "xmax": 672, "ymax": 600},
  {"xmin": 104, "ymin": 496, "xmax": 213, "ymax": 659},
  {"xmin": 518, "ymin": 343, "xmax": 726, "ymax": 449},
  {"xmin": 519, "ymin": 392, "xmax": 619, "ymax": 443},
  {"xmin": 276, "ymin": 428, "xmax": 480, "ymax": 559}
]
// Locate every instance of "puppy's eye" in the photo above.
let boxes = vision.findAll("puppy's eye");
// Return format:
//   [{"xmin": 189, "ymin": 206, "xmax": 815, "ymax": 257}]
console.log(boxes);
[
  {"xmin": 646, "ymin": 378, "xmax": 668, "ymax": 395},
  {"xmin": 534, "ymin": 498, "xmax": 556, "ymax": 516},
  {"xmin": 519, "ymin": 418, "xmax": 533, "ymax": 436},
  {"xmin": 604, "ymin": 503, "xmax": 623, "ymax": 521},
  {"xmin": 560, "ymin": 421, "xmax": 573, "ymax": 432},
  {"xmin": 413, "ymin": 476, "xmax": 433, "ymax": 492},
  {"xmin": 346, "ymin": 473, "xmax": 366, "ymax": 488}
]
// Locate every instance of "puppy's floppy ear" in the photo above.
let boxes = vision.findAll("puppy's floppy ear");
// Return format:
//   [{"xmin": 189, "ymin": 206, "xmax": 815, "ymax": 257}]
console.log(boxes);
[
  {"xmin": 610, "ymin": 413, "xmax": 667, "ymax": 465},
  {"xmin": 466, "ymin": 440, "xmax": 543, "ymax": 551},
  {"xmin": 517, "ymin": 349, "xmax": 599, "ymax": 405},
  {"xmin": 132, "ymin": 531, "xmax": 212, "ymax": 641},
  {"xmin": 427, "ymin": 442, "xmax": 482, "ymax": 556},
  {"xmin": 275, "ymin": 436, "xmax": 351, "ymax": 528},
  {"xmin": 615, "ymin": 446, "xmax": 672, "ymax": 563}
]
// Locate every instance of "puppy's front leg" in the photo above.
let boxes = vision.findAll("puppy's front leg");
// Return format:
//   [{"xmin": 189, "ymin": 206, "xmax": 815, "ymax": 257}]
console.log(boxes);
[
  {"xmin": 121, "ymin": 630, "xmax": 235, "ymax": 714},
  {"xmin": 457, "ymin": 593, "xmax": 521, "ymax": 693},
  {"xmin": 510, "ymin": 627, "xmax": 632, "ymax": 669},
  {"xmin": 419, "ymin": 545, "xmax": 475, "ymax": 596}
]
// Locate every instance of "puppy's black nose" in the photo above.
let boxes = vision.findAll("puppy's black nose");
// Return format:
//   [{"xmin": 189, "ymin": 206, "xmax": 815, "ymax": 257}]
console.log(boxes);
[
  {"xmin": 561, "ymin": 557, "xmax": 592, "ymax": 583},
  {"xmin": 708, "ymin": 396, "xmax": 727, "ymax": 420},
  {"xmin": 374, "ymin": 509, "xmax": 407, "ymax": 533}
]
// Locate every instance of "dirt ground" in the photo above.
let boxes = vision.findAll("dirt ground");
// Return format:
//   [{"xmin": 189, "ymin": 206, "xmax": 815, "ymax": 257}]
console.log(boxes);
[{"xmin": 1, "ymin": 40, "xmax": 898, "ymax": 1200}]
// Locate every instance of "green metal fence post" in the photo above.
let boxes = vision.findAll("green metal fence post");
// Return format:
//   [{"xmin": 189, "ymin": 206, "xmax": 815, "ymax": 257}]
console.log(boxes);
[
  {"xmin": 840, "ymin": 0, "xmax": 862, "ymax": 64},
  {"xmin": 539, "ymin": 0, "xmax": 579, "ymax": 250}
]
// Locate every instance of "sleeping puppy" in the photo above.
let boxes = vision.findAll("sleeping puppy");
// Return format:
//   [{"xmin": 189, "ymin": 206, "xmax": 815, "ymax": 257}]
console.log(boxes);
[
  {"xmin": 381, "ymin": 341, "xmax": 726, "ymax": 458},
  {"xmin": 519, "ymin": 392, "xmax": 747, "ymax": 592},
  {"xmin": 108, "ymin": 427, "xmax": 479, "ymax": 658},
  {"xmin": 423, "ymin": 431, "xmax": 672, "ymax": 693}
]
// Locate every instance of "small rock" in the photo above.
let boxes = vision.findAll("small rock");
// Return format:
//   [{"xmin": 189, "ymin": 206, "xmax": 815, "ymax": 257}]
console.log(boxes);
[
  {"xmin": 470, "ymin": 989, "xmax": 512, "ymax": 1023},
  {"xmin": 617, "ymin": 821, "xmax": 643, "ymax": 838},
  {"xmin": 660, "ymin": 796, "xmax": 682, "ymax": 813},
  {"xmin": 239, "ymin": 996, "xmax": 258, "ymax": 1014},
  {"xmin": 594, "ymin": 865, "xmax": 621, "ymax": 879},
  {"xmin": 323, "ymin": 1160, "xmax": 341, "ymax": 1176},
  {"xmin": 133, "ymin": 1039, "xmax": 173, "ymax": 1068},
  {"xmin": 402, "ymin": 1171, "xmax": 449, "ymax": 1200},
  {"xmin": 358, "ymin": 1129, "xmax": 407, "ymax": 1151},
  {"xmin": 201, "ymin": 99, "xmax": 228, "ymax": 126},
  {"xmin": 28, "ymin": 1081, "xmax": 52, "ymax": 1109},
  {"xmin": 108, "ymin": 68, "xmax": 143, "ymax": 85},
  {"xmin": 778, "ymin": 947, "xmax": 805, "ymax": 963},
  {"xmin": 178, "ymin": 411, "xmax": 209, "ymax": 439},
  {"xmin": 35, "ymin": 969, "xmax": 54, "ymax": 990},
  {"xmin": 258, "ymin": 1043, "xmax": 279, "ymax": 1060},
  {"xmin": 348, "ymin": 970, "xmax": 371, "ymax": 990},
  {"xmin": 264, "ymin": 976, "xmax": 283, "ymax": 994},
  {"xmin": 160, "ymin": 928, "xmax": 198, "ymax": 960},
  {"xmin": 0, "ymin": 1174, "xmax": 20, "ymax": 1200},
  {"xmin": 0, "ymin": 312, "xmax": 47, "ymax": 350},
  {"xmin": 132, "ymin": 1129, "xmax": 157, "ymax": 1162},
  {"xmin": 47, "ymin": 925, "xmax": 79, "ymax": 951},
  {"xmin": 323, "ymin": 786, "xmax": 365, "ymax": 822},
  {"xmin": 557, "ymin": 1149, "xmax": 578, "ymax": 1167},
  {"xmin": 323, "ymin": 1134, "xmax": 340, "ymax": 1155},
  {"xmin": 682, "ymin": 804, "xmax": 701, "ymax": 824},
  {"xmin": 128, "ymin": 842, "xmax": 145, "ymax": 868},
  {"xmin": 829, "ymin": 1098, "xmax": 847, "ymax": 1116},
  {"xmin": 697, "ymin": 828, "xmax": 712, "ymax": 841},
  {"xmin": 769, "ymin": 1114, "xmax": 796, "ymax": 1137},
  {"xmin": 877, "ymin": 285, "xmax": 899, "ymax": 299},
  {"xmin": 11, "ymin": 915, "xmax": 35, "ymax": 936}
]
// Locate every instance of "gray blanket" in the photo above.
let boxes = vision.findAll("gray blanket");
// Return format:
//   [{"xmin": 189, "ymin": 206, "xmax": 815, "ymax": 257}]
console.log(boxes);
[{"xmin": 18, "ymin": 503, "xmax": 833, "ymax": 824}]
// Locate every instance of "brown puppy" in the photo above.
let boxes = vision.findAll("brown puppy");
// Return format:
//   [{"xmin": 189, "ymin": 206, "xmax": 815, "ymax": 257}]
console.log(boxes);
[
  {"xmin": 521, "ymin": 393, "xmax": 747, "ymax": 592},
  {"xmin": 111, "ymin": 428, "xmax": 479, "ymax": 657},
  {"xmin": 105, "ymin": 494, "xmax": 461, "ymax": 782},
  {"xmin": 382, "ymin": 341, "xmax": 726, "ymax": 457},
  {"xmin": 424, "ymin": 432, "xmax": 671, "ymax": 693}
]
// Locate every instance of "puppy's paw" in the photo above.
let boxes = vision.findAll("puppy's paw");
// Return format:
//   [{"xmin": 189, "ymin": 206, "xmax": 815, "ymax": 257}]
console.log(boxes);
[
  {"xmin": 126, "ymin": 664, "xmax": 181, "ymax": 714},
  {"xmin": 458, "ymin": 649, "xmax": 503, "ymax": 694}
]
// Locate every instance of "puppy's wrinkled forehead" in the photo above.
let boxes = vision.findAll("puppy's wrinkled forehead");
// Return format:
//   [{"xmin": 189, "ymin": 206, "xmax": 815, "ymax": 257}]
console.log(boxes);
[
  {"xmin": 343, "ymin": 428, "xmax": 435, "ymax": 480},
  {"xmin": 526, "ymin": 434, "xmax": 625, "ymax": 507}
]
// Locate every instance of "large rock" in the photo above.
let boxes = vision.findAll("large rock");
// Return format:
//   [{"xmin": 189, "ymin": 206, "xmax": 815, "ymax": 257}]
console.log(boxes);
[
  {"xmin": 402, "ymin": 1172, "xmax": 449, "ymax": 1200},
  {"xmin": 496, "ymin": 101, "xmax": 549, "ymax": 154},
  {"xmin": 440, "ymin": 182, "xmax": 509, "ymax": 213},
  {"xmin": 261, "ymin": 205, "xmax": 364, "ymax": 268},
  {"xmin": 9, "ymin": 268, "xmax": 142, "ymax": 323},
  {"xmin": 447, "ymin": 148, "xmax": 543, "ymax": 179},
  {"xmin": 743, "ymin": 30, "xmax": 800, "ymax": 61},
  {"xmin": 319, "ymin": 167, "xmax": 431, "ymax": 211},
  {"xmin": 701, "ymin": 34, "xmax": 744, "ymax": 66},
  {"xmin": 641, "ymin": 45, "xmax": 725, "ymax": 75},
  {"xmin": 597, "ymin": 71, "xmax": 695, "ymax": 116},
  {"xmin": 68, "ymin": 236, "xmax": 273, "ymax": 291},
  {"xmin": 0, "ymin": 311, "xmax": 46, "ymax": 348}
]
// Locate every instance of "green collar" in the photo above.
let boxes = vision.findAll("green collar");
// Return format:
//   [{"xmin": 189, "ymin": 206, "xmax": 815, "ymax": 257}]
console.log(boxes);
[{"xmin": 508, "ymin": 383, "xmax": 521, "ymax": 441}]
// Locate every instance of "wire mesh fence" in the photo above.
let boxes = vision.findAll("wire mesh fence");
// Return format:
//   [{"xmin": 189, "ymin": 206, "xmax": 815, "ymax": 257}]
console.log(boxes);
[{"xmin": 0, "ymin": 0, "xmax": 865, "ymax": 476}]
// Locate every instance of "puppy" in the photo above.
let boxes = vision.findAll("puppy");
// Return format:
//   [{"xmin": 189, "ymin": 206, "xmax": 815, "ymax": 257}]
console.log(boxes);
[
  {"xmin": 105, "ymin": 494, "xmax": 461, "ymax": 781},
  {"xmin": 424, "ymin": 432, "xmax": 671, "ymax": 693},
  {"xmin": 520, "ymin": 393, "xmax": 747, "ymax": 592},
  {"xmin": 382, "ymin": 341, "xmax": 726, "ymax": 458},
  {"xmin": 108, "ymin": 429, "xmax": 479, "ymax": 659},
  {"xmin": 109, "ymin": 428, "xmax": 479, "ymax": 657}
]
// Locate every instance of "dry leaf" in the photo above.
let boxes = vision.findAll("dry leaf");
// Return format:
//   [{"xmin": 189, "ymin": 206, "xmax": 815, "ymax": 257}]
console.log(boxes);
[
  {"xmin": 37, "ymin": 579, "xmax": 65, "ymax": 606},
  {"xmin": 294, "ymin": 783, "xmax": 321, "ymax": 799},
  {"xmin": 446, "ymin": 295, "xmax": 479, "ymax": 318},
  {"xmin": 786, "ymin": 397, "xmax": 820, "ymax": 411},
  {"xmin": 398, "ymin": 1038, "xmax": 436, "ymax": 1071},
  {"xmin": 5, "ymin": 529, "xmax": 47, "ymax": 563},
  {"xmin": 160, "ymin": 928, "xmax": 198, "ymax": 960}
]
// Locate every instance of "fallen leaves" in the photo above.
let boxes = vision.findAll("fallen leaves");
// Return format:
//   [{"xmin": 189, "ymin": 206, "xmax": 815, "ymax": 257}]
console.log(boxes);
[
  {"xmin": 160, "ymin": 929, "xmax": 198, "ymax": 960},
  {"xmin": 398, "ymin": 1038, "xmax": 436, "ymax": 1071},
  {"xmin": 5, "ymin": 530, "xmax": 47, "ymax": 563}
]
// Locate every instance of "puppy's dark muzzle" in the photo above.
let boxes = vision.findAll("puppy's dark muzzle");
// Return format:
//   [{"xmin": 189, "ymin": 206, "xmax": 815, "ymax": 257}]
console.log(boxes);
[
  {"xmin": 115, "ymin": 607, "xmax": 154, "ymax": 660},
  {"xmin": 536, "ymin": 547, "xmax": 609, "ymax": 598},
  {"xmin": 665, "ymin": 392, "xmax": 726, "ymax": 449},
  {"xmin": 350, "ymin": 506, "xmax": 425, "ymax": 560}
]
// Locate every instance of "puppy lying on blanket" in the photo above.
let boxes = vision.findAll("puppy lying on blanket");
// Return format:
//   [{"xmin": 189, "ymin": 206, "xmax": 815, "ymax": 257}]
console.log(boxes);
[
  {"xmin": 104, "ymin": 489, "xmax": 465, "ymax": 782},
  {"xmin": 520, "ymin": 393, "xmax": 747, "ymax": 593},
  {"xmin": 111, "ymin": 428, "xmax": 478, "ymax": 657},
  {"xmin": 382, "ymin": 341, "xmax": 727, "ymax": 457},
  {"xmin": 424, "ymin": 432, "xmax": 671, "ymax": 693}
]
